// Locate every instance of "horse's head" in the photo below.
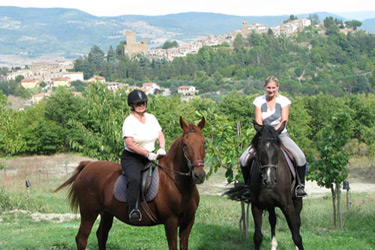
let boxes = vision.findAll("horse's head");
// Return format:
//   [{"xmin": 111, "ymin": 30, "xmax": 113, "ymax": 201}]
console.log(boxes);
[
  {"xmin": 253, "ymin": 120, "xmax": 285, "ymax": 189},
  {"xmin": 180, "ymin": 116, "xmax": 206, "ymax": 184}
]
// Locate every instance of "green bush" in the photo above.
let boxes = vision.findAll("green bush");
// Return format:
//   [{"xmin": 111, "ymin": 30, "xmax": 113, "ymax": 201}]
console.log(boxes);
[
  {"xmin": 0, "ymin": 187, "xmax": 12, "ymax": 212},
  {"xmin": 0, "ymin": 188, "xmax": 49, "ymax": 213}
]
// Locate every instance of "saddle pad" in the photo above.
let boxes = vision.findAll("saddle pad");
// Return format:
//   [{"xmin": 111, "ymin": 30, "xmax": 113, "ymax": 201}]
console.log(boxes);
[
  {"xmin": 114, "ymin": 167, "xmax": 159, "ymax": 203},
  {"xmin": 282, "ymin": 149, "xmax": 296, "ymax": 179}
]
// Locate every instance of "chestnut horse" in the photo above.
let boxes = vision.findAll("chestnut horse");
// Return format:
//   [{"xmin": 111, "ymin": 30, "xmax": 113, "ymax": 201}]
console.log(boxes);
[
  {"xmin": 249, "ymin": 121, "xmax": 304, "ymax": 250},
  {"xmin": 55, "ymin": 117, "xmax": 206, "ymax": 250}
]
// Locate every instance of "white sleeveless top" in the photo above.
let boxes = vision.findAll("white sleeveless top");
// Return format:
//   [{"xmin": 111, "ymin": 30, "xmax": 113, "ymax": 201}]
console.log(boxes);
[{"xmin": 253, "ymin": 94, "xmax": 291, "ymax": 133}]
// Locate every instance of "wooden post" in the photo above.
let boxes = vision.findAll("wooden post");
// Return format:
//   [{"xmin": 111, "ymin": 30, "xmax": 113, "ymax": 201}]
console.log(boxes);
[
  {"xmin": 25, "ymin": 180, "xmax": 31, "ymax": 200},
  {"xmin": 336, "ymin": 182, "xmax": 342, "ymax": 228},
  {"xmin": 343, "ymin": 180, "xmax": 350, "ymax": 212}
]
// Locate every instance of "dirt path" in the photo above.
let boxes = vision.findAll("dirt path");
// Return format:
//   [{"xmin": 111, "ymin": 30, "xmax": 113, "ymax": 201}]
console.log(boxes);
[
  {"xmin": 1, "ymin": 154, "xmax": 374, "ymax": 223},
  {"xmin": 1, "ymin": 154, "xmax": 374, "ymax": 197}
]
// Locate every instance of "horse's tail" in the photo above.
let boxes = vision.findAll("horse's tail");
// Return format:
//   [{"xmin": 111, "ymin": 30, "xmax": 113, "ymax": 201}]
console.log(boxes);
[
  {"xmin": 223, "ymin": 183, "xmax": 250, "ymax": 203},
  {"xmin": 54, "ymin": 161, "xmax": 92, "ymax": 212}
]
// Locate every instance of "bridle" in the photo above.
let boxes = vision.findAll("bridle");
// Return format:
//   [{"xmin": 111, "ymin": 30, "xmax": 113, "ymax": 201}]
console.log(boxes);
[
  {"xmin": 256, "ymin": 135, "xmax": 279, "ymax": 169},
  {"xmin": 182, "ymin": 129, "xmax": 205, "ymax": 171},
  {"xmin": 154, "ymin": 129, "xmax": 204, "ymax": 177}
]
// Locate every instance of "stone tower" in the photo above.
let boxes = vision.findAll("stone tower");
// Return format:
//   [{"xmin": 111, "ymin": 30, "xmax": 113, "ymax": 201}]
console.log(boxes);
[{"xmin": 124, "ymin": 30, "xmax": 148, "ymax": 57}]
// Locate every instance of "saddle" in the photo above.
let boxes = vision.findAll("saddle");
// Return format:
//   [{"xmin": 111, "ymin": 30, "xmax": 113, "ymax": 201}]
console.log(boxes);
[
  {"xmin": 114, "ymin": 162, "xmax": 160, "ymax": 203},
  {"xmin": 249, "ymin": 147, "xmax": 296, "ymax": 180}
]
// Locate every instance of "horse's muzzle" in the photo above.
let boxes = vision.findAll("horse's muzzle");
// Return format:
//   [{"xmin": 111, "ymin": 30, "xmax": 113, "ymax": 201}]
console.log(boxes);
[
  {"xmin": 192, "ymin": 168, "xmax": 206, "ymax": 184},
  {"xmin": 261, "ymin": 167, "xmax": 277, "ymax": 189}
]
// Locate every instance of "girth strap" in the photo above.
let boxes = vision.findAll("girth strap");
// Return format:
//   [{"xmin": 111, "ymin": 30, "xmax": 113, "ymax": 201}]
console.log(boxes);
[{"xmin": 141, "ymin": 201, "xmax": 159, "ymax": 224}]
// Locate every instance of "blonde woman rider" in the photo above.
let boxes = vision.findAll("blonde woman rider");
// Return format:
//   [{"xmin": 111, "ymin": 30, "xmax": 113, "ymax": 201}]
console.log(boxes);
[{"xmin": 240, "ymin": 76, "xmax": 308, "ymax": 198}]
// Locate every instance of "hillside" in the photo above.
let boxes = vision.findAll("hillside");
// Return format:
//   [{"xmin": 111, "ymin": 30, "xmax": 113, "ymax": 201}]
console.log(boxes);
[{"xmin": 1, "ymin": 7, "xmax": 375, "ymax": 67}]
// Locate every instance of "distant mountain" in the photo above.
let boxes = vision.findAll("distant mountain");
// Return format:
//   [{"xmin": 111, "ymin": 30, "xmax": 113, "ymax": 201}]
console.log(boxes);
[
  {"xmin": 334, "ymin": 11, "xmax": 375, "ymax": 21},
  {"xmin": 361, "ymin": 18, "xmax": 375, "ymax": 34},
  {"xmin": 0, "ymin": 6, "xmax": 374, "ymax": 67}
]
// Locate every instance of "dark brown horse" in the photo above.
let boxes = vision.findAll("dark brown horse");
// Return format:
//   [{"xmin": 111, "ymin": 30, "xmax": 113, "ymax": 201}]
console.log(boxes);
[
  {"xmin": 55, "ymin": 117, "xmax": 206, "ymax": 250},
  {"xmin": 249, "ymin": 121, "xmax": 304, "ymax": 250}
]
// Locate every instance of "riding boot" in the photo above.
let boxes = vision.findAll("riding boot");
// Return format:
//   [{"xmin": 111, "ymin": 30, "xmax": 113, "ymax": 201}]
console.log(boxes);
[
  {"xmin": 240, "ymin": 162, "xmax": 252, "ymax": 201},
  {"xmin": 296, "ymin": 164, "xmax": 308, "ymax": 198},
  {"xmin": 128, "ymin": 198, "xmax": 142, "ymax": 222}
]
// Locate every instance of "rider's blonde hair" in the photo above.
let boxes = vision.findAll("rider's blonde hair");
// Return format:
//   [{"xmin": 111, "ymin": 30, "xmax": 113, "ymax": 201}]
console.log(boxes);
[{"xmin": 264, "ymin": 76, "xmax": 279, "ymax": 87}]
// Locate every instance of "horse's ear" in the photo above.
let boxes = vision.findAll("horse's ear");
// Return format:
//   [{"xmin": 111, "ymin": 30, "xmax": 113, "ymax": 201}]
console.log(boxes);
[
  {"xmin": 180, "ymin": 116, "xmax": 188, "ymax": 131},
  {"xmin": 253, "ymin": 120, "xmax": 262, "ymax": 132},
  {"xmin": 197, "ymin": 117, "xmax": 205, "ymax": 130},
  {"xmin": 276, "ymin": 121, "xmax": 286, "ymax": 134}
]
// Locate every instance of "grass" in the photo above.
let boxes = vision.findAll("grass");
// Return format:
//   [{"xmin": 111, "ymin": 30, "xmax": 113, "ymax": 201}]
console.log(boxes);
[
  {"xmin": 1, "ymin": 154, "xmax": 375, "ymax": 249},
  {"xmin": 0, "ymin": 188, "xmax": 374, "ymax": 250}
]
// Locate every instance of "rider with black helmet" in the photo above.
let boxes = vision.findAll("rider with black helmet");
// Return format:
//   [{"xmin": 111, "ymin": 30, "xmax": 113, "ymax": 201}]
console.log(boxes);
[{"xmin": 121, "ymin": 89, "xmax": 166, "ymax": 222}]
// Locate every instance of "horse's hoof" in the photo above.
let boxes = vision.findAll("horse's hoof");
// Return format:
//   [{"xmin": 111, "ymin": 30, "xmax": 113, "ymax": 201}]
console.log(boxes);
[{"xmin": 129, "ymin": 209, "xmax": 142, "ymax": 222}]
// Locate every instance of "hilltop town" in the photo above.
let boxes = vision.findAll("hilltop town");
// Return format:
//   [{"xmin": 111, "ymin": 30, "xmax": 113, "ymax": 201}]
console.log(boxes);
[
  {"xmin": 2, "ymin": 17, "xmax": 358, "ymax": 107},
  {"xmin": 128, "ymin": 18, "xmax": 312, "ymax": 61}
]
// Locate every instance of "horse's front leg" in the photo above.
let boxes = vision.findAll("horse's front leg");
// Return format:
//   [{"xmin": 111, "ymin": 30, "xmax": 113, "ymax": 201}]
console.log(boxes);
[
  {"xmin": 179, "ymin": 215, "xmax": 196, "ymax": 250},
  {"xmin": 251, "ymin": 204, "xmax": 263, "ymax": 250},
  {"xmin": 281, "ymin": 203, "xmax": 304, "ymax": 250},
  {"xmin": 164, "ymin": 217, "xmax": 179, "ymax": 250},
  {"xmin": 268, "ymin": 208, "xmax": 278, "ymax": 250}
]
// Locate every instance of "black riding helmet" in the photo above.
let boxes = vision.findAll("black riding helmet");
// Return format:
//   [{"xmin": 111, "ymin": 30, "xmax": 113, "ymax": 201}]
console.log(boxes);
[{"xmin": 127, "ymin": 89, "xmax": 148, "ymax": 106}]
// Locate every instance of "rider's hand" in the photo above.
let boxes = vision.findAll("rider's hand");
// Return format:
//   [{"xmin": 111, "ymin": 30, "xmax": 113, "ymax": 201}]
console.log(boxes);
[
  {"xmin": 157, "ymin": 148, "xmax": 166, "ymax": 156},
  {"xmin": 147, "ymin": 152, "xmax": 158, "ymax": 161}
]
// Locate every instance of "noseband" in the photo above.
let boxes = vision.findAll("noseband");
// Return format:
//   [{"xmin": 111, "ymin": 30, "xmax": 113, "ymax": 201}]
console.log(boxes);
[{"xmin": 260, "ymin": 164, "xmax": 278, "ymax": 169}]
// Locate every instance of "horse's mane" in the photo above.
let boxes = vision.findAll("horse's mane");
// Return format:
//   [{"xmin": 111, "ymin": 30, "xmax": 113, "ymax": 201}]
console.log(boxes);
[
  {"xmin": 168, "ymin": 134, "xmax": 183, "ymax": 153},
  {"xmin": 168, "ymin": 123, "xmax": 201, "ymax": 153}
]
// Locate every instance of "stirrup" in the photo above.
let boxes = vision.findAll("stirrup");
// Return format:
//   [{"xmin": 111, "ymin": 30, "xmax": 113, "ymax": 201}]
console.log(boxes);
[
  {"xmin": 129, "ymin": 208, "xmax": 142, "ymax": 222},
  {"xmin": 295, "ymin": 184, "xmax": 308, "ymax": 198}
]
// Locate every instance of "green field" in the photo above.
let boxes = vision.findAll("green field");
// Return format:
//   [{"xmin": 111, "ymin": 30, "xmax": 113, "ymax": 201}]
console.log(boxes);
[
  {"xmin": 0, "ymin": 155, "xmax": 374, "ymax": 249},
  {"xmin": 0, "ymin": 187, "xmax": 374, "ymax": 249}
]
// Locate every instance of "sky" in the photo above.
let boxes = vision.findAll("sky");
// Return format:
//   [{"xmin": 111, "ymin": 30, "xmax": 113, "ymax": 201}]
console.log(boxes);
[{"xmin": 1, "ymin": 0, "xmax": 375, "ymax": 17}]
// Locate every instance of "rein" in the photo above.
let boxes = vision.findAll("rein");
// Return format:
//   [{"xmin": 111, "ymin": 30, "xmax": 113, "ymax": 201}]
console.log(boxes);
[
  {"xmin": 153, "ymin": 161, "xmax": 191, "ymax": 176},
  {"xmin": 153, "ymin": 129, "xmax": 204, "ymax": 177}
]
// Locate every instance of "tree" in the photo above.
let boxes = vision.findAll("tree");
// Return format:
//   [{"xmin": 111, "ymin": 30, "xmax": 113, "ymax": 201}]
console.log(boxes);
[
  {"xmin": 233, "ymin": 34, "xmax": 244, "ymax": 50},
  {"xmin": 309, "ymin": 112, "xmax": 353, "ymax": 228},
  {"xmin": 88, "ymin": 45, "xmax": 105, "ymax": 73},
  {"xmin": 68, "ymin": 82, "xmax": 127, "ymax": 161},
  {"xmin": 309, "ymin": 14, "xmax": 320, "ymax": 25},
  {"xmin": 287, "ymin": 96, "xmax": 313, "ymax": 159},
  {"xmin": 107, "ymin": 45, "xmax": 116, "ymax": 63},
  {"xmin": 71, "ymin": 80, "xmax": 87, "ymax": 92},
  {"xmin": 74, "ymin": 55, "xmax": 93, "ymax": 79},
  {"xmin": 162, "ymin": 40, "xmax": 179, "ymax": 49},
  {"xmin": 324, "ymin": 17, "xmax": 340, "ymax": 35},
  {"xmin": 344, "ymin": 20, "xmax": 362, "ymax": 30},
  {"xmin": 196, "ymin": 106, "xmax": 255, "ymax": 183},
  {"xmin": 14, "ymin": 103, "xmax": 62, "ymax": 155},
  {"xmin": 304, "ymin": 94, "xmax": 343, "ymax": 140},
  {"xmin": 0, "ymin": 91, "xmax": 9, "ymax": 154},
  {"xmin": 44, "ymin": 87, "xmax": 86, "ymax": 151},
  {"xmin": 0, "ymin": 92, "xmax": 23, "ymax": 155},
  {"xmin": 284, "ymin": 15, "xmax": 298, "ymax": 23}
]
